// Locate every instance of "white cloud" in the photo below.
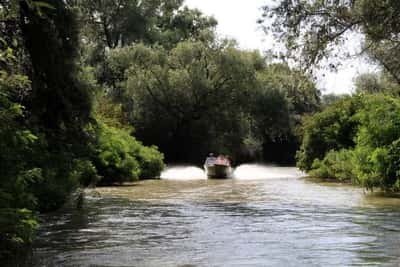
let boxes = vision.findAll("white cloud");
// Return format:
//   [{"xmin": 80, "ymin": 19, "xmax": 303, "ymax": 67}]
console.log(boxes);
[{"xmin": 185, "ymin": 0, "xmax": 267, "ymax": 50}]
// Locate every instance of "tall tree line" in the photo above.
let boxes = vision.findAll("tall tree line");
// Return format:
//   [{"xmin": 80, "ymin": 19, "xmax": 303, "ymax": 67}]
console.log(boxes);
[
  {"xmin": 261, "ymin": 0, "xmax": 400, "ymax": 191},
  {"xmin": 1, "ymin": 0, "xmax": 323, "ymax": 262},
  {"xmin": 78, "ymin": 1, "xmax": 320, "ymax": 164}
]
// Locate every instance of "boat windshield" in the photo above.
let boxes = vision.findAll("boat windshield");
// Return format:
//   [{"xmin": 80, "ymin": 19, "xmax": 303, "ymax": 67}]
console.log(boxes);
[{"xmin": 205, "ymin": 157, "xmax": 216, "ymax": 165}]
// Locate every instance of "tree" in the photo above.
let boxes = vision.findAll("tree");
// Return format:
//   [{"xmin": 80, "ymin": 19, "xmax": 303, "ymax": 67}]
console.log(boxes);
[
  {"xmin": 77, "ymin": 0, "xmax": 161, "ymax": 49},
  {"xmin": 118, "ymin": 41, "xmax": 261, "ymax": 162},
  {"xmin": 355, "ymin": 72, "xmax": 400, "ymax": 95},
  {"xmin": 297, "ymin": 96, "xmax": 361, "ymax": 171},
  {"xmin": 77, "ymin": 0, "xmax": 217, "ymax": 49},
  {"xmin": 260, "ymin": 0, "xmax": 400, "ymax": 83},
  {"xmin": 355, "ymin": 73, "xmax": 382, "ymax": 94},
  {"xmin": 155, "ymin": 6, "xmax": 217, "ymax": 49},
  {"xmin": 254, "ymin": 63, "xmax": 320, "ymax": 163},
  {"xmin": 298, "ymin": 94, "xmax": 400, "ymax": 191},
  {"xmin": 257, "ymin": 63, "xmax": 320, "ymax": 118},
  {"xmin": 77, "ymin": 0, "xmax": 217, "ymax": 96},
  {"xmin": 0, "ymin": 32, "xmax": 39, "ymax": 260},
  {"xmin": 102, "ymin": 40, "xmax": 319, "ymax": 163},
  {"xmin": 321, "ymin": 93, "xmax": 349, "ymax": 107},
  {"xmin": 20, "ymin": 0, "xmax": 92, "ymax": 136}
]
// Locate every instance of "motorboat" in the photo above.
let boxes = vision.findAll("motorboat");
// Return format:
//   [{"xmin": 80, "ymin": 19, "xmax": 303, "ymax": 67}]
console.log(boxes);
[{"xmin": 204, "ymin": 155, "xmax": 232, "ymax": 179}]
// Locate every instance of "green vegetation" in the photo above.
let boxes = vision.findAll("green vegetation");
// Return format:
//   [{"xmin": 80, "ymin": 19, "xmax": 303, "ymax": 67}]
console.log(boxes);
[
  {"xmin": 260, "ymin": 0, "xmax": 400, "ymax": 83},
  {"xmin": 1, "ymin": 0, "xmax": 321, "ymax": 259},
  {"xmin": 297, "ymin": 96, "xmax": 361, "ymax": 171},
  {"xmin": 0, "ymin": 0, "xmax": 164, "ymax": 260},
  {"xmin": 263, "ymin": 0, "xmax": 400, "ymax": 191},
  {"xmin": 93, "ymin": 122, "xmax": 164, "ymax": 185},
  {"xmin": 3, "ymin": 0, "xmax": 400, "ymax": 263},
  {"xmin": 102, "ymin": 42, "xmax": 319, "ymax": 163},
  {"xmin": 309, "ymin": 149, "xmax": 355, "ymax": 182},
  {"xmin": 297, "ymin": 95, "xmax": 400, "ymax": 191}
]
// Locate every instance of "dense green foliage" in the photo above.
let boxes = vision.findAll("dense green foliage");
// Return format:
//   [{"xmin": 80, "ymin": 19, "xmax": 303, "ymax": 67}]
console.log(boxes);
[
  {"xmin": 297, "ymin": 96, "xmax": 361, "ymax": 171},
  {"xmin": 263, "ymin": 0, "xmax": 400, "ymax": 191},
  {"xmin": 254, "ymin": 63, "xmax": 320, "ymax": 162},
  {"xmin": 0, "ymin": 0, "xmax": 165, "ymax": 260},
  {"xmin": 0, "ymin": 0, "xmax": 90, "ymax": 258},
  {"xmin": 309, "ymin": 149, "xmax": 355, "ymax": 182},
  {"xmin": 101, "ymin": 41, "xmax": 319, "ymax": 163},
  {"xmin": 93, "ymin": 122, "xmax": 164, "ymax": 185},
  {"xmin": 6, "ymin": 0, "xmax": 400, "ymax": 263},
  {"xmin": 299, "ymin": 95, "xmax": 400, "ymax": 191},
  {"xmin": 111, "ymin": 41, "xmax": 261, "ymax": 162},
  {"xmin": 78, "ymin": 0, "xmax": 217, "ymax": 49},
  {"xmin": 74, "ymin": 0, "xmax": 321, "ymax": 164}
]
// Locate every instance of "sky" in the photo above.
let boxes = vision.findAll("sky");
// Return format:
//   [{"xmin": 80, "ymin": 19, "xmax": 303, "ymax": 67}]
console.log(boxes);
[{"xmin": 184, "ymin": 0, "xmax": 378, "ymax": 95}]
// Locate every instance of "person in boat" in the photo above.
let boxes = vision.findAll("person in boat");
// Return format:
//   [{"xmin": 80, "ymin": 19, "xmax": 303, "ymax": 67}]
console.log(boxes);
[
  {"xmin": 205, "ymin": 153, "xmax": 216, "ymax": 165},
  {"xmin": 225, "ymin": 155, "xmax": 231, "ymax": 166},
  {"xmin": 215, "ymin": 154, "xmax": 229, "ymax": 166}
]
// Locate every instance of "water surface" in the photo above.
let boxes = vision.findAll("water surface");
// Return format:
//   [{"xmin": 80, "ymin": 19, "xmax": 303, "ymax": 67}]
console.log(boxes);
[{"xmin": 33, "ymin": 165, "xmax": 400, "ymax": 266}]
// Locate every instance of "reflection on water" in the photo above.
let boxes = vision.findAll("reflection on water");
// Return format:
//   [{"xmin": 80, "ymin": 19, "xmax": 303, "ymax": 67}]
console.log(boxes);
[{"xmin": 32, "ymin": 165, "xmax": 400, "ymax": 266}]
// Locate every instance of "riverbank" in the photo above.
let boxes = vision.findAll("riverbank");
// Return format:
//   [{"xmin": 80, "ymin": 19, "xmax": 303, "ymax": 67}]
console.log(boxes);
[{"xmin": 304, "ymin": 175, "xmax": 400, "ymax": 199}]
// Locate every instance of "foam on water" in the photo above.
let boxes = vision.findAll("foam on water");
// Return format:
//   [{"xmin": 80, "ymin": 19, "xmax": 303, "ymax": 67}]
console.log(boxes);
[
  {"xmin": 160, "ymin": 166, "xmax": 206, "ymax": 180},
  {"xmin": 233, "ymin": 164, "xmax": 305, "ymax": 180},
  {"xmin": 160, "ymin": 164, "xmax": 304, "ymax": 180}
]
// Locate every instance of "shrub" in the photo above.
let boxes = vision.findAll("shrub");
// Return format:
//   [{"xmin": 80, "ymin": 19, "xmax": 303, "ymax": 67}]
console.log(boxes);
[
  {"xmin": 0, "ymin": 208, "xmax": 37, "ymax": 260},
  {"xmin": 92, "ymin": 123, "xmax": 165, "ymax": 185},
  {"xmin": 296, "ymin": 96, "xmax": 361, "ymax": 171},
  {"xmin": 299, "ymin": 94, "xmax": 400, "ymax": 191},
  {"xmin": 33, "ymin": 158, "xmax": 81, "ymax": 212},
  {"xmin": 352, "ymin": 140, "xmax": 400, "ymax": 191},
  {"xmin": 93, "ymin": 124, "xmax": 141, "ymax": 185},
  {"xmin": 137, "ymin": 145, "xmax": 165, "ymax": 179},
  {"xmin": 73, "ymin": 159, "xmax": 100, "ymax": 187},
  {"xmin": 309, "ymin": 149, "xmax": 355, "ymax": 182},
  {"xmin": 387, "ymin": 139, "xmax": 400, "ymax": 191}
]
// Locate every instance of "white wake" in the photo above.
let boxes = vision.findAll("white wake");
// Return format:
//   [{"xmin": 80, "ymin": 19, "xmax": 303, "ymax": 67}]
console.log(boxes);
[
  {"xmin": 233, "ymin": 164, "xmax": 304, "ymax": 180},
  {"xmin": 160, "ymin": 166, "xmax": 206, "ymax": 180}
]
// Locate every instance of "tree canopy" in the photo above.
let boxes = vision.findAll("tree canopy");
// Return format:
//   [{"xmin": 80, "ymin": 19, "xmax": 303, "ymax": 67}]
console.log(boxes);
[
  {"xmin": 299, "ymin": 94, "xmax": 400, "ymax": 191},
  {"xmin": 101, "ymin": 40, "xmax": 320, "ymax": 163},
  {"xmin": 260, "ymin": 0, "xmax": 400, "ymax": 83},
  {"xmin": 77, "ymin": 0, "xmax": 217, "ymax": 49}
]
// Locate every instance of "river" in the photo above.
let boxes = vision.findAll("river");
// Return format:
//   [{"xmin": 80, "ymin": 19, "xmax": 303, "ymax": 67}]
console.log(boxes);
[{"xmin": 32, "ymin": 165, "xmax": 400, "ymax": 266}]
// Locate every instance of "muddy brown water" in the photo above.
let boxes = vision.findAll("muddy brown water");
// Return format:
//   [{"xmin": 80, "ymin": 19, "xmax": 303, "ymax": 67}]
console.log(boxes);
[{"xmin": 32, "ymin": 165, "xmax": 400, "ymax": 266}]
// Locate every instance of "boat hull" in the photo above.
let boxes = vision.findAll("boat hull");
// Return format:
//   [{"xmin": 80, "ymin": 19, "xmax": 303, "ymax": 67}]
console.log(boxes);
[{"xmin": 204, "ymin": 164, "xmax": 232, "ymax": 179}]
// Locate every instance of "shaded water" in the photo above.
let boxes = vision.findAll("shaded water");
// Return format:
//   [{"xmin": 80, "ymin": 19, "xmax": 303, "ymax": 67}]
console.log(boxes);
[{"xmin": 32, "ymin": 165, "xmax": 400, "ymax": 266}]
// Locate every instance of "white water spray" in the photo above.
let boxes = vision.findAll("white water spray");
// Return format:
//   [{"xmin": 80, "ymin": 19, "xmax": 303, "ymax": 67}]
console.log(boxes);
[
  {"xmin": 160, "ymin": 166, "xmax": 206, "ymax": 180},
  {"xmin": 233, "ymin": 164, "xmax": 304, "ymax": 180},
  {"xmin": 160, "ymin": 164, "xmax": 304, "ymax": 180}
]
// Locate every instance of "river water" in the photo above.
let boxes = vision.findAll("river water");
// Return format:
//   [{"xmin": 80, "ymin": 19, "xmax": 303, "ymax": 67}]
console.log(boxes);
[{"xmin": 32, "ymin": 165, "xmax": 400, "ymax": 266}]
